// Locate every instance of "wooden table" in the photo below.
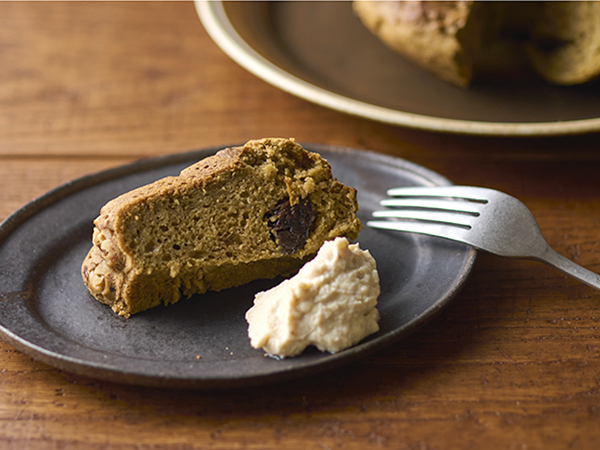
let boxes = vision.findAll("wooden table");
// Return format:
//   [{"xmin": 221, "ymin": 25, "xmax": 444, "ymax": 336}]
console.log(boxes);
[{"xmin": 2, "ymin": 2, "xmax": 600, "ymax": 448}]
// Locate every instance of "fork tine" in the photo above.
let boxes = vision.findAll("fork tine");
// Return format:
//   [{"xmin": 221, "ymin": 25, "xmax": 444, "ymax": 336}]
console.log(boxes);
[
  {"xmin": 379, "ymin": 198, "xmax": 483, "ymax": 215},
  {"xmin": 371, "ymin": 209, "xmax": 475, "ymax": 228},
  {"xmin": 366, "ymin": 219, "xmax": 474, "ymax": 246},
  {"xmin": 369, "ymin": 185, "xmax": 491, "ymax": 248},
  {"xmin": 386, "ymin": 186, "xmax": 491, "ymax": 202}
]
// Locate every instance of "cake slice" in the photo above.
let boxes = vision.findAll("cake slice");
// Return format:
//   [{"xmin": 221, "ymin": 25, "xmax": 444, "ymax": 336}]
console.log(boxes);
[{"xmin": 81, "ymin": 138, "xmax": 362, "ymax": 317}]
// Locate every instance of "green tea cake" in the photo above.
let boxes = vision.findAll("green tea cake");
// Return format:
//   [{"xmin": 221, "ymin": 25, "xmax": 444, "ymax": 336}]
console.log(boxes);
[{"xmin": 81, "ymin": 138, "xmax": 362, "ymax": 317}]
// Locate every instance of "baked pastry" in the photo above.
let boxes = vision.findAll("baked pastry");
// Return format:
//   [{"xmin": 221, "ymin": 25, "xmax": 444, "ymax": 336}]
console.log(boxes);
[
  {"xmin": 81, "ymin": 138, "xmax": 362, "ymax": 317},
  {"xmin": 526, "ymin": 1, "xmax": 600, "ymax": 85},
  {"xmin": 352, "ymin": 1, "xmax": 486, "ymax": 87},
  {"xmin": 353, "ymin": 1, "xmax": 600, "ymax": 87}
]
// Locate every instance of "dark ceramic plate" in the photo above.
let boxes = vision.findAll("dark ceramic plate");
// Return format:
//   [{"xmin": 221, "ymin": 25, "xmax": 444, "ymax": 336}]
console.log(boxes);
[
  {"xmin": 197, "ymin": 1, "xmax": 600, "ymax": 136},
  {"xmin": 0, "ymin": 144, "xmax": 475, "ymax": 389}
]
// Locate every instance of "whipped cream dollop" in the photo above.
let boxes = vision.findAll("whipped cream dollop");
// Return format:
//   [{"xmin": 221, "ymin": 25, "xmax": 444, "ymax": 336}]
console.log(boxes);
[{"xmin": 245, "ymin": 237, "xmax": 380, "ymax": 358}]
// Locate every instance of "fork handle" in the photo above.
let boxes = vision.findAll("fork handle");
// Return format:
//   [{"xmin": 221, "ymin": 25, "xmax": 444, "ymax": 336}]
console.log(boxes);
[{"xmin": 537, "ymin": 246, "xmax": 600, "ymax": 290}]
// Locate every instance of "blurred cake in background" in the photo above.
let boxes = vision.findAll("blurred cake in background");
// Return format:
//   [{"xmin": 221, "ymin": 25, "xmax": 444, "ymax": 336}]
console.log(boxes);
[{"xmin": 353, "ymin": 1, "xmax": 600, "ymax": 87}]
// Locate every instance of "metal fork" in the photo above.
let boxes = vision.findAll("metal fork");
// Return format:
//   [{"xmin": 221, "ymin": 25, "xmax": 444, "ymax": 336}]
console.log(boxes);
[{"xmin": 367, "ymin": 185, "xmax": 600, "ymax": 290}]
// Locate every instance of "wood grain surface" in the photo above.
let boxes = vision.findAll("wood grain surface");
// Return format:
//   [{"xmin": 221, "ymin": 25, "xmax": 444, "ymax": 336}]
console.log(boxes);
[{"xmin": 2, "ymin": 2, "xmax": 600, "ymax": 449}]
